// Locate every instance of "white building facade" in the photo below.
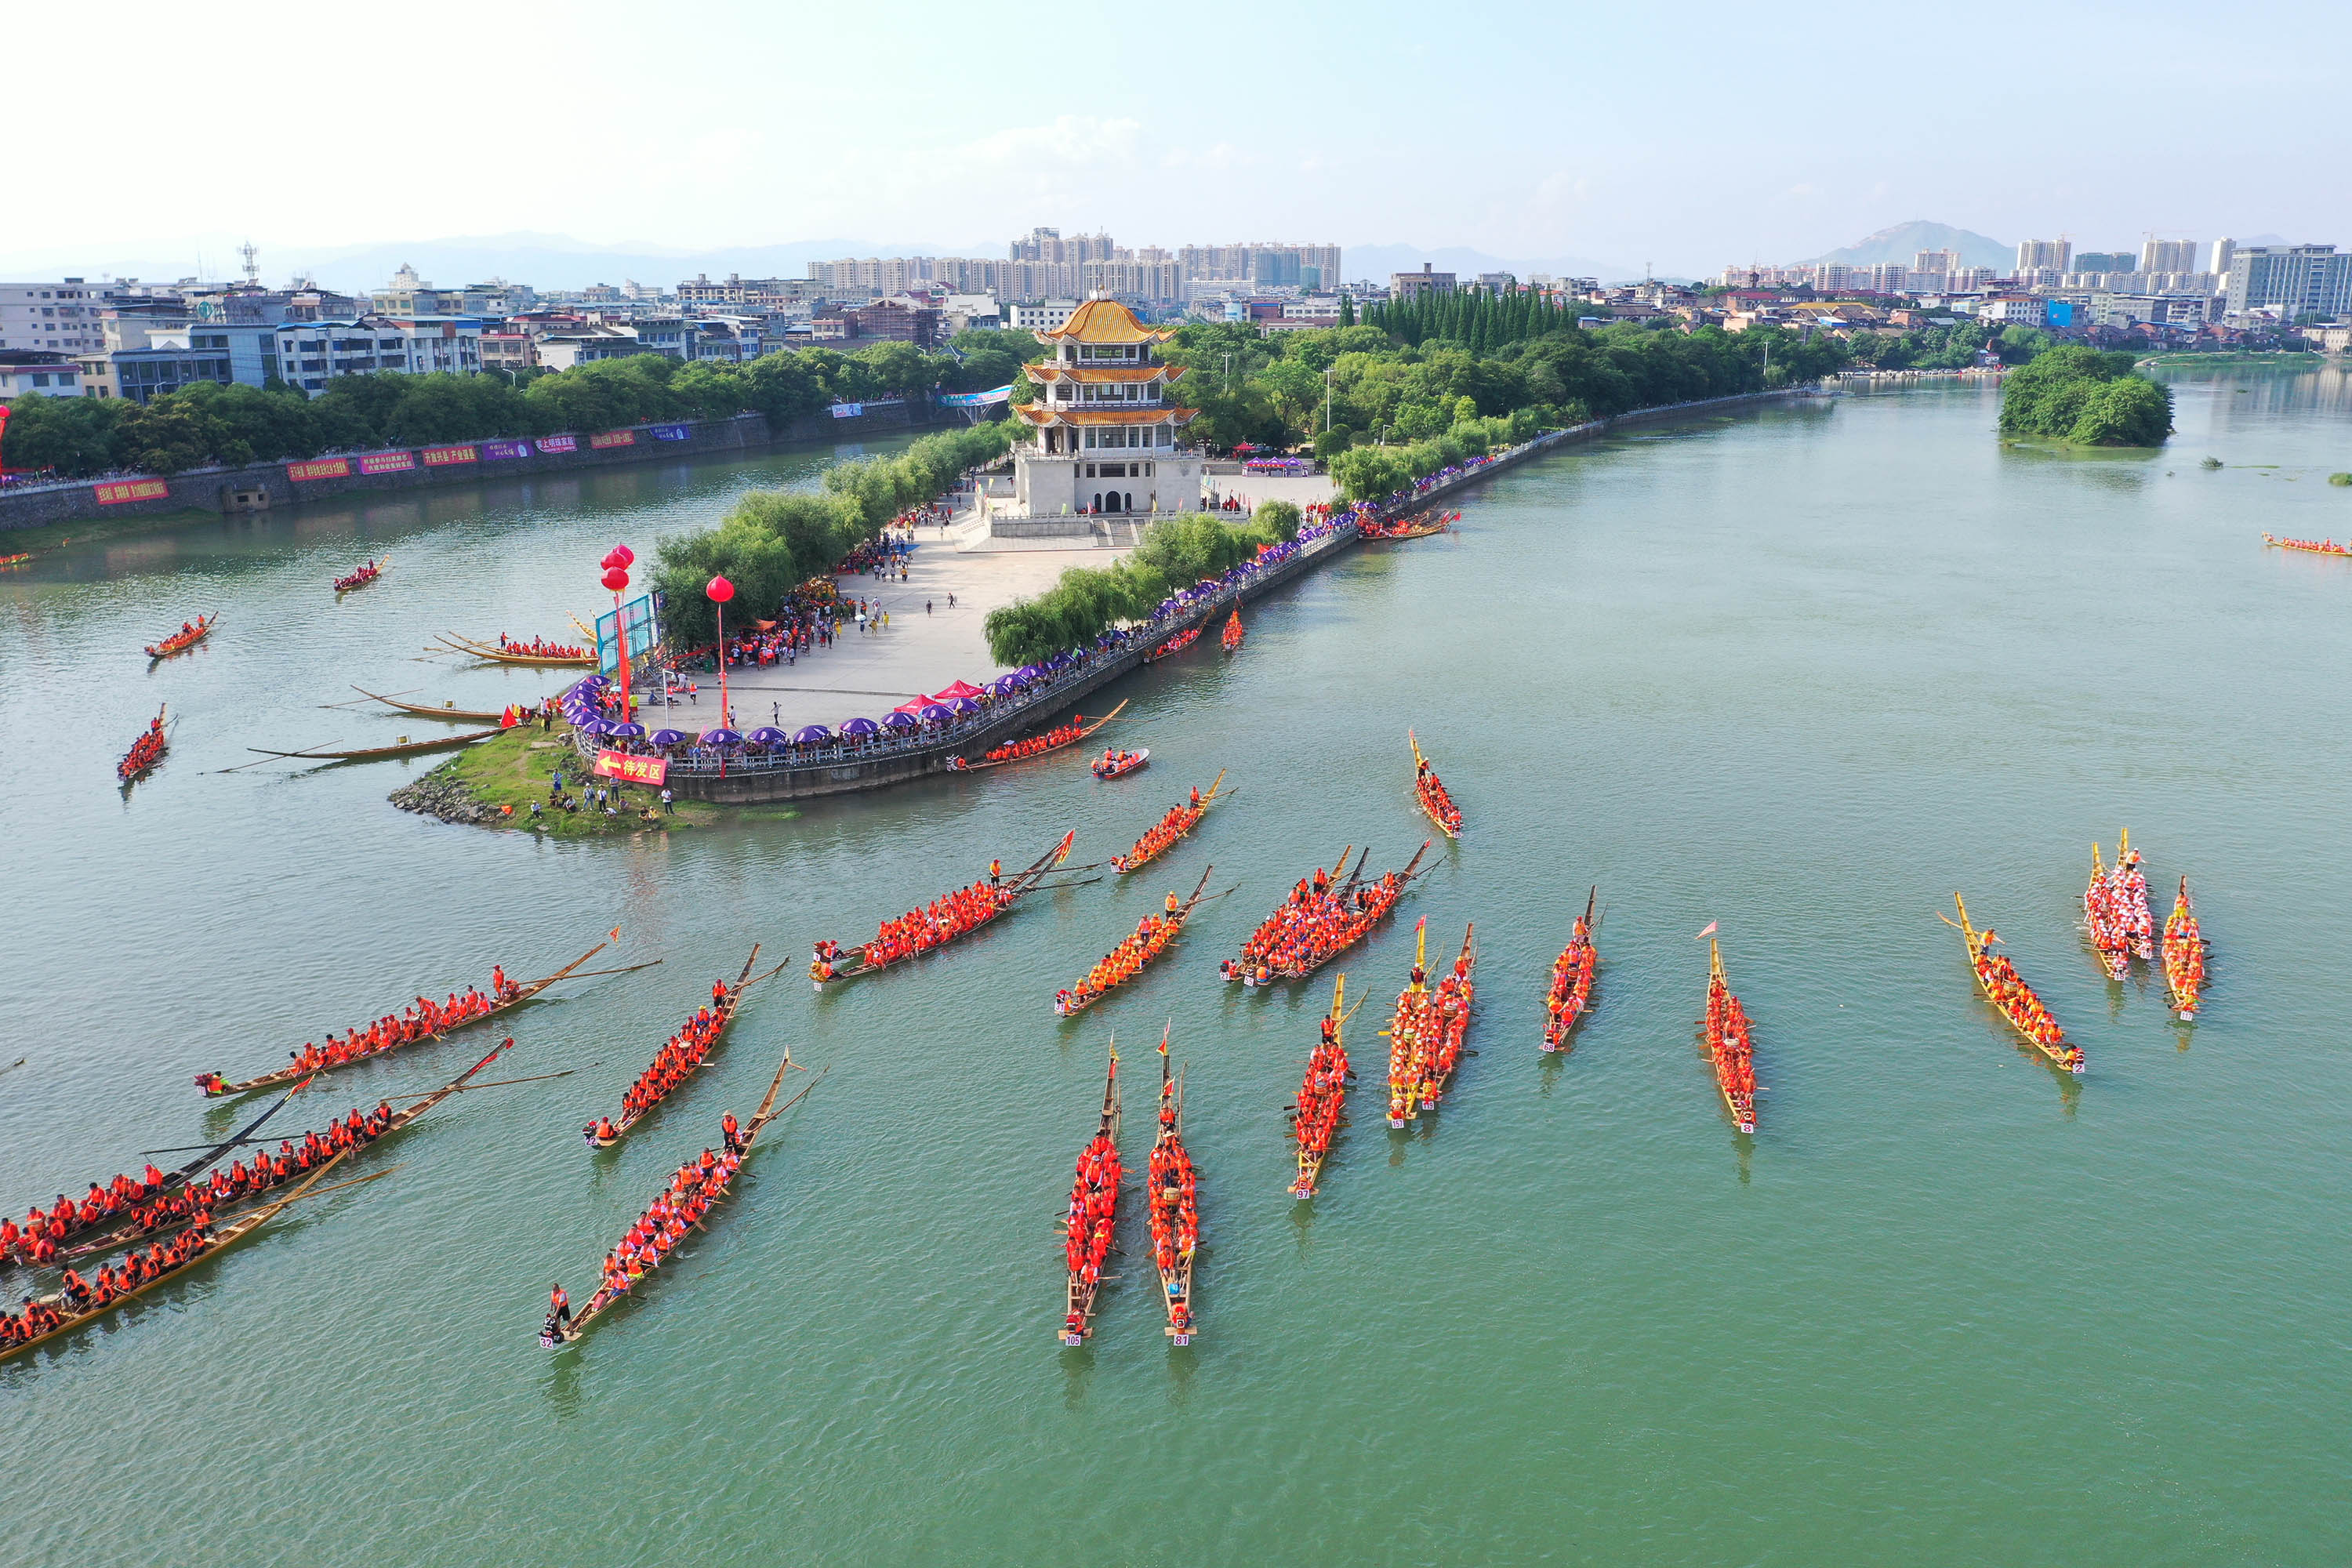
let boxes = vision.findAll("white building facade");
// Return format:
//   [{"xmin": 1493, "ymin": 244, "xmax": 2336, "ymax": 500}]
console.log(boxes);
[{"xmin": 0, "ymin": 280, "xmax": 103, "ymax": 354}]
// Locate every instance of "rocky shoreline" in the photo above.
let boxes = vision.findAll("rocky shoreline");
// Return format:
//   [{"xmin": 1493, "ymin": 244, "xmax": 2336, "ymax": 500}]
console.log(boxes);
[{"xmin": 390, "ymin": 766, "xmax": 506, "ymax": 828}]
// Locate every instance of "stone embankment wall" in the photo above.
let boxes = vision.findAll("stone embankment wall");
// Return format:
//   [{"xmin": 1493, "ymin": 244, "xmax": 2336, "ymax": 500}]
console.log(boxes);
[{"xmin": 0, "ymin": 401, "xmax": 956, "ymax": 533}]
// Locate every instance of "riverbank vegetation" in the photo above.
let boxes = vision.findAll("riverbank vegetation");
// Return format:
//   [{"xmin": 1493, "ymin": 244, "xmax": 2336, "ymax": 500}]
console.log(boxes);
[
  {"xmin": 1162, "ymin": 315, "xmax": 1847, "ymax": 463},
  {"xmin": 982, "ymin": 504, "xmax": 1300, "ymax": 666},
  {"xmin": 651, "ymin": 421, "xmax": 1012, "ymax": 646},
  {"xmin": 1998, "ymin": 347, "xmax": 2174, "ymax": 446},
  {"xmin": 397, "ymin": 726, "xmax": 722, "ymax": 838},
  {"xmin": 0, "ymin": 333, "xmax": 1024, "ymax": 481}
]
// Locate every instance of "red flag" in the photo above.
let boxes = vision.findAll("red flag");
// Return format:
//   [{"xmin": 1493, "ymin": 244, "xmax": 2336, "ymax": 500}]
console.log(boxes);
[{"xmin": 1695, "ymin": 921, "xmax": 1718, "ymax": 939}]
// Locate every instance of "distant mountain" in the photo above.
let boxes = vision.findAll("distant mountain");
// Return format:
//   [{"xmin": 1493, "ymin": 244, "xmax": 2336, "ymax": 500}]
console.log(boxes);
[
  {"xmin": 1802, "ymin": 220, "xmax": 2012, "ymax": 272},
  {"xmin": 1344, "ymin": 243, "xmax": 1638, "ymax": 288}
]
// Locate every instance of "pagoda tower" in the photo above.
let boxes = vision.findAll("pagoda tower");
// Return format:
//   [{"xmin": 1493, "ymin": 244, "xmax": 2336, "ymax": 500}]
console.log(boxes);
[{"xmin": 1010, "ymin": 296, "xmax": 1203, "ymax": 520}]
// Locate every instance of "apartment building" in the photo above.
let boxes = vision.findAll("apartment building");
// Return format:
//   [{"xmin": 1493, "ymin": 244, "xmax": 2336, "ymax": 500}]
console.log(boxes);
[
  {"xmin": 2226, "ymin": 245, "xmax": 2352, "ymax": 321},
  {"xmin": 0, "ymin": 280, "xmax": 104, "ymax": 354},
  {"xmin": 1390, "ymin": 263, "xmax": 1457, "ymax": 300}
]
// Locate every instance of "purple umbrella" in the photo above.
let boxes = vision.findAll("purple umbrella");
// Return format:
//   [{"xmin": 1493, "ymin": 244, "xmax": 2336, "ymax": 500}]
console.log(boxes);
[
  {"xmin": 916, "ymin": 704, "xmax": 953, "ymax": 723},
  {"xmin": 648, "ymin": 728, "xmax": 688, "ymax": 746},
  {"xmin": 793, "ymin": 724, "xmax": 833, "ymax": 742},
  {"xmin": 607, "ymin": 722, "xmax": 646, "ymax": 740},
  {"xmin": 881, "ymin": 711, "xmax": 918, "ymax": 729},
  {"xmin": 699, "ymin": 728, "xmax": 742, "ymax": 746},
  {"xmin": 578, "ymin": 717, "xmax": 612, "ymax": 737},
  {"xmin": 840, "ymin": 717, "xmax": 881, "ymax": 736},
  {"xmin": 1016, "ymin": 665, "xmax": 1042, "ymax": 680},
  {"xmin": 950, "ymin": 697, "xmax": 982, "ymax": 716},
  {"xmin": 747, "ymin": 727, "xmax": 789, "ymax": 746},
  {"xmin": 989, "ymin": 676, "xmax": 1022, "ymax": 695}
]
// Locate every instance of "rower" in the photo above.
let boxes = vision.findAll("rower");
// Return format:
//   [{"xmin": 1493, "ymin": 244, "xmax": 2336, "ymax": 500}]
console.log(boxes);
[
  {"xmin": 989, "ymin": 858, "xmax": 1002, "ymax": 886},
  {"xmin": 546, "ymin": 1281, "xmax": 572, "ymax": 1332},
  {"xmin": 721, "ymin": 1112, "xmax": 742, "ymax": 1153},
  {"xmin": 1164, "ymin": 891, "xmax": 1180, "ymax": 916}
]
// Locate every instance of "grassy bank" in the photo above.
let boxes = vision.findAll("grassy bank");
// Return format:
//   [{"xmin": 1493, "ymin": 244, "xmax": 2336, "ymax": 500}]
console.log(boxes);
[{"xmin": 401, "ymin": 724, "xmax": 724, "ymax": 838}]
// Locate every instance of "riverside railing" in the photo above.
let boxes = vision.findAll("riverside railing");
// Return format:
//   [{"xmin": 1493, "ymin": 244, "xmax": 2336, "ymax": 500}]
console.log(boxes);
[{"xmin": 568, "ymin": 516, "xmax": 1362, "ymax": 779}]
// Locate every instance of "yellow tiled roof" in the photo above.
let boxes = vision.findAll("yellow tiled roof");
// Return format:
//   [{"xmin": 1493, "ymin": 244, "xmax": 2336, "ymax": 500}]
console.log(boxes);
[{"xmin": 1035, "ymin": 298, "xmax": 1173, "ymax": 345}]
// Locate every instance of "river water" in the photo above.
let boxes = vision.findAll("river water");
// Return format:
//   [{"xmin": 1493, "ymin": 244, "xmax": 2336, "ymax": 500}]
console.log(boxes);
[{"xmin": 5, "ymin": 372, "xmax": 2350, "ymax": 1566}]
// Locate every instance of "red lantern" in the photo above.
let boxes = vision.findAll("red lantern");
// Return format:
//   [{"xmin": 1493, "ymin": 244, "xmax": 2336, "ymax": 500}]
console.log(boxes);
[
  {"xmin": 706, "ymin": 575, "xmax": 735, "ymax": 604},
  {"xmin": 600, "ymin": 550, "xmax": 619, "ymax": 569},
  {"xmin": 612, "ymin": 544, "xmax": 635, "ymax": 566},
  {"xmin": 602, "ymin": 567, "xmax": 630, "ymax": 592}
]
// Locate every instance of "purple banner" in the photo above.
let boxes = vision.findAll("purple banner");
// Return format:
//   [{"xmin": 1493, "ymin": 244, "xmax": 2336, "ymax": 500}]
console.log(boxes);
[
  {"xmin": 650, "ymin": 424, "xmax": 691, "ymax": 441},
  {"xmin": 481, "ymin": 440, "xmax": 531, "ymax": 460}
]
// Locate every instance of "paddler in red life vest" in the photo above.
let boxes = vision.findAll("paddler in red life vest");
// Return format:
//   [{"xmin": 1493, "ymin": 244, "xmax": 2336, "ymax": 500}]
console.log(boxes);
[
  {"xmin": 989, "ymin": 858, "xmax": 1002, "ymax": 886},
  {"xmin": 590, "ymin": 1115, "xmax": 619, "ymax": 1143},
  {"xmin": 721, "ymin": 1112, "xmax": 742, "ymax": 1153},
  {"xmin": 546, "ymin": 1282, "xmax": 572, "ymax": 1334}
]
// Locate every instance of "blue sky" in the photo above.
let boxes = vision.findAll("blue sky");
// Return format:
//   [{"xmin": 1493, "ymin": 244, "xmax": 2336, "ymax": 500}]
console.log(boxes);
[{"xmin": 12, "ymin": 0, "xmax": 2343, "ymax": 280}]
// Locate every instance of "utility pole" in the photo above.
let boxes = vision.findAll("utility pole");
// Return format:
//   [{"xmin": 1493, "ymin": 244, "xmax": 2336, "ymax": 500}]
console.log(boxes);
[{"xmin": 1324, "ymin": 366, "xmax": 1334, "ymax": 435}]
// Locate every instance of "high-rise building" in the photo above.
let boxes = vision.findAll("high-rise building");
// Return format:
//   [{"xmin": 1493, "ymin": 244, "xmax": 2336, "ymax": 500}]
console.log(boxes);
[
  {"xmin": 1912, "ymin": 249, "xmax": 1960, "ymax": 276},
  {"xmin": 2140, "ymin": 239, "xmax": 2201, "ymax": 274},
  {"xmin": 1010, "ymin": 227, "xmax": 1117, "ymax": 266},
  {"xmin": 2016, "ymin": 239, "xmax": 2072, "ymax": 274},
  {"xmin": 2225, "ymin": 245, "xmax": 2352, "ymax": 321},
  {"xmin": 2209, "ymin": 238, "xmax": 2237, "ymax": 278},
  {"xmin": 2074, "ymin": 251, "xmax": 2136, "ymax": 274}
]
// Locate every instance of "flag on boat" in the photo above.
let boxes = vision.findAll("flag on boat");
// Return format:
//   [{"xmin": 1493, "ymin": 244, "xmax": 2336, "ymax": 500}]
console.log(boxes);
[{"xmin": 1695, "ymin": 921, "xmax": 1718, "ymax": 939}]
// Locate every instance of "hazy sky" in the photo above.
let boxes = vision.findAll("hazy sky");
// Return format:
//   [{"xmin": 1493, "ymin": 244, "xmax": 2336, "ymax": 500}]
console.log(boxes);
[{"xmin": 13, "ymin": 0, "xmax": 2344, "ymax": 277}]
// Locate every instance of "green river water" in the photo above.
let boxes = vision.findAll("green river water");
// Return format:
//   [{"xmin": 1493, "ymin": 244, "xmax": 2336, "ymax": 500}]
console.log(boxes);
[{"xmin": 4, "ymin": 373, "xmax": 2350, "ymax": 1566}]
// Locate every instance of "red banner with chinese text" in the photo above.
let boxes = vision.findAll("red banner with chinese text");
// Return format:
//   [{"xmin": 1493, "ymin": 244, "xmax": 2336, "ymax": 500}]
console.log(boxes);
[{"xmin": 94, "ymin": 477, "xmax": 170, "ymax": 505}]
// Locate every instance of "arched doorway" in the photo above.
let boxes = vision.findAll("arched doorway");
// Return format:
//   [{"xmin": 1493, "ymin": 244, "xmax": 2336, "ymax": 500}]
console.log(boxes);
[{"xmin": 1122, "ymin": 491, "xmax": 1134, "ymax": 513}]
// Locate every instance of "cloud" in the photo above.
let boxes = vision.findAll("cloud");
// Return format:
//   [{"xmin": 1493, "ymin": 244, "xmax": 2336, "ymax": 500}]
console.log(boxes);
[{"xmin": 947, "ymin": 115, "xmax": 1143, "ymax": 172}]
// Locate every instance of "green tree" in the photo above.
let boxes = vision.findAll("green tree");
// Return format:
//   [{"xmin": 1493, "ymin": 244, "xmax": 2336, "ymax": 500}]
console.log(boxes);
[
  {"xmin": 0, "ymin": 394, "xmax": 123, "ymax": 476},
  {"xmin": 1999, "ymin": 345, "xmax": 2170, "ymax": 445}
]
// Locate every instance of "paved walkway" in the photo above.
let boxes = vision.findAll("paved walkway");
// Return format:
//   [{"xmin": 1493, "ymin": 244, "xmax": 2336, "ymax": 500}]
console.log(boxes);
[
  {"xmin": 648, "ymin": 472, "xmax": 1334, "ymax": 733},
  {"xmin": 660, "ymin": 528, "xmax": 1130, "ymax": 733}
]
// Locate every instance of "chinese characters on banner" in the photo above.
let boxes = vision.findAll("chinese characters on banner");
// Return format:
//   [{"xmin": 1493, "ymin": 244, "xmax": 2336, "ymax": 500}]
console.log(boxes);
[
  {"xmin": 482, "ymin": 440, "xmax": 531, "ymax": 460},
  {"xmin": 286, "ymin": 458, "xmax": 351, "ymax": 482},
  {"xmin": 536, "ymin": 434, "xmax": 578, "ymax": 454},
  {"xmin": 423, "ymin": 445, "xmax": 479, "ymax": 466},
  {"xmin": 359, "ymin": 452, "xmax": 416, "ymax": 474},
  {"xmin": 93, "ymin": 478, "xmax": 171, "ymax": 505},
  {"xmin": 593, "ymin": 750, "xmax": 668, "ymax": 786},
  {"xmin": 590, "ymin": 430, "xmax": 636, "ymax": 449}
]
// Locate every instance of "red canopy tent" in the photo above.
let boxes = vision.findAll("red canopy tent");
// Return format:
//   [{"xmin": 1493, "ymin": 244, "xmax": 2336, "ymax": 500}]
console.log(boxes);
[{"xmin": 934, "ymin": 680, "xmax": 987, "ymax": 700}]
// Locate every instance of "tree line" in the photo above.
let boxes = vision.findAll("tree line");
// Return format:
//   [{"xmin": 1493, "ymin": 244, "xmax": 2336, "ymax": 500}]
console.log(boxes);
[
  {"xmin": 981, "ymin": 503, "xmax": 1303, "ymax": 668},
  {"xmin": 0, "ymin": 330, "xmax": 1033, "ymax": 481},
  {"xmin": 650, "ymin": 421, "xmax": 1014, "ymax": 647}
]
